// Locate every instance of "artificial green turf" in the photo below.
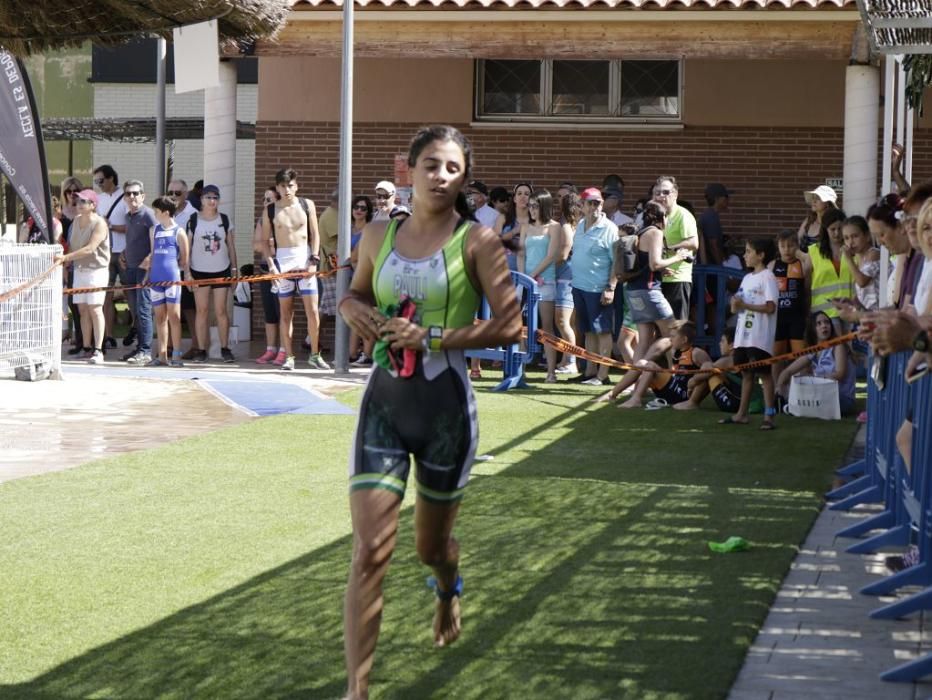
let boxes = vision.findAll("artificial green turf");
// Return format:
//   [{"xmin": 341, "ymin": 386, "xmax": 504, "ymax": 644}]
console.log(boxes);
[{"xmin": 0, "ymin": 375, "xmax": 858, "ymax": 699}]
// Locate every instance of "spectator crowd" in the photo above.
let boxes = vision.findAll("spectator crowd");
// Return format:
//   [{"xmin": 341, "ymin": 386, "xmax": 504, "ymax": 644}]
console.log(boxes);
[{"xmin": 22, "ymin": 144, "xmax": 931, "ymax": 433}]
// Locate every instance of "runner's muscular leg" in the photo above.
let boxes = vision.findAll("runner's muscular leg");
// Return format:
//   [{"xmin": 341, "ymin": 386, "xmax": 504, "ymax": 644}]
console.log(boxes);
[
  {"xmin": 344, "ymin": 488, "xmax": 403, "ymax": 700},
  {"xmin": 414, "ymin": 495, "xmax": 462, "ymax": 647}
]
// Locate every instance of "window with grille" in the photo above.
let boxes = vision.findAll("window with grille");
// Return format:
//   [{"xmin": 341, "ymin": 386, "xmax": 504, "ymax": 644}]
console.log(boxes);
[{"xmin": 476, "ymin": 59, "xmax": 681, "ymax": 122}]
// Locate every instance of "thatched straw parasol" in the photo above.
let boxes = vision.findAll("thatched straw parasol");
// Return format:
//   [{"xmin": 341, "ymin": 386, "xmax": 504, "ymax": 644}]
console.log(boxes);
[{"xmin": 0, "ymin": 0, "xmax": 291, "ymax": 56}]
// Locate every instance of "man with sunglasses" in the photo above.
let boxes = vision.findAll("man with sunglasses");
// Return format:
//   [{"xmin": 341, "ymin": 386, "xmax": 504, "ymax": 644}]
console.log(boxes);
[
  {"xmin": 94, "ymin": 165, "xmax": 129, "ymax": 349},
  {"xmin": 120, "ymin": 179, "xmax": 157, "ymax": 364},
  {"xmin": 168, "ymin": 179, "xmax": 198, "ymax": 230},
  {"xmin": 372, "ymin": 180, "xmax": 396, "ymax": 222},
  {"xmin": 652, "ymin": 175, "xmax": 698, "ymax": 321}
]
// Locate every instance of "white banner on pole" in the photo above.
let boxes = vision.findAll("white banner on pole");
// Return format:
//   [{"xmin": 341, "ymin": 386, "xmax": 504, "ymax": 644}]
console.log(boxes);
[{"xmin": 173, "ymin": 20, "xmax": 220, "ymax": 94}]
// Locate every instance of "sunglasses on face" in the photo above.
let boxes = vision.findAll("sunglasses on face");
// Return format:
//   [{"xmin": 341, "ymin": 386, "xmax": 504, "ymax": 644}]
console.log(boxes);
[
  {"xmin": 64, "ymin": 189, "xmax": 78, "ymax": 195},
  {"xmin": 353, "ymin": 205, "xmax": 368, "ymax": 211},
  {"xmin": 653, "ymin": 189, "xmax": 673, "ymax": 197},
  {"xmin": 77, "ymin": 198, "xmax": 94, "ymax": 206},
  {"xmin": 168, "ymin": 190, "xmax": 184, "ymax": 196},
  {"xmin": 203, "ymin": 195, "xmax": 219, "ymax": 201},
  {"xmin": 124, "ymin": 191, "xmax": 142, "ymax": 198},
  {"xmin": 93, "ymin": 178, "xmax": 105, "ymax": 185},
  {"xmin": 585, "ymin": 200, "xmax": 602, "ymax": 206}
]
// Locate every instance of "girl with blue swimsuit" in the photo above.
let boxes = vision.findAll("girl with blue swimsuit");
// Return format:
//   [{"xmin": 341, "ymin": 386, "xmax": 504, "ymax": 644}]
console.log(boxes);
[{"xmin": 141, "ymin": 196, "xmax": 189, "ymax": 367}]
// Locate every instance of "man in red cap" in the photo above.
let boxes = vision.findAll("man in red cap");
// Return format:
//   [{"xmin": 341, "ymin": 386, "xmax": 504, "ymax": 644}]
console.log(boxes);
[{"xmin": 569, "ymin": 188, "xmax": 619, "ymax": 385}]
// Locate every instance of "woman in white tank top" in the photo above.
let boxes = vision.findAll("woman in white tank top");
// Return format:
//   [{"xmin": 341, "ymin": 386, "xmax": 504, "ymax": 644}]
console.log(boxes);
[{"xmin": 187, "ymin": 185, "xmax": 237, "ymax": 363}]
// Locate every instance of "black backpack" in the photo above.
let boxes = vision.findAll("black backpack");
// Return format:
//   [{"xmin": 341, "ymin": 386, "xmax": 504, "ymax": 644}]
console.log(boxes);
[{"xmin": 187, "ymin": 212, "xmax": 230, "ymax": 237}]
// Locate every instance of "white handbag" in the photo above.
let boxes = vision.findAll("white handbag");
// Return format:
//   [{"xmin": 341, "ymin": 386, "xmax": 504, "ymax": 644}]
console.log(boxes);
[{"xmin": 787, "ymin": 376, "xmax": 841, "ymax": 420}]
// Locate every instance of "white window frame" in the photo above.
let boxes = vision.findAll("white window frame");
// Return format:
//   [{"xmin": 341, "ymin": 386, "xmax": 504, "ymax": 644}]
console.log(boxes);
[{"xmin": 475, "ymin": 58, "xmax": 683, "ymax": 124}]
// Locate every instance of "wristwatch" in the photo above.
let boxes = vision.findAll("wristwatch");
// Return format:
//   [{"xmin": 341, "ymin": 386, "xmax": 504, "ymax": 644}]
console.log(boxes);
[
  {"xmin": 913, "ymin": 330, "xmax": 930, "ymax": 353},
  {"xmin": 428, "ymin": 325, "xmax": 443, "ymax": 352}
]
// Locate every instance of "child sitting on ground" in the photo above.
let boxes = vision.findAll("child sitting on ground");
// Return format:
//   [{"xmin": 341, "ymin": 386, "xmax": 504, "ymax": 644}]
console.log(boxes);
[
  {"xmin": 619, "ymin": 321, "xmax": 709, "ymax": 409},
  {"xmin": 776, "ymin": 310, "xmax": 856, "ymax": 415},
  {"xmin": 672, "ymin": 327, "xmax": 764, "ymax": 414},
  {"xmin": 721, "ymin": 238, "xmax": 779, "ymax": 429},
  {"xmin": 598, "ymin": 322, "xmax": 709, "ymax": 409}
]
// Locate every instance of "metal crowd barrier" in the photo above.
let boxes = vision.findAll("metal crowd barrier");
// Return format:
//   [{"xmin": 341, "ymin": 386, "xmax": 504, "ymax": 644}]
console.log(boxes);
[
  {"xmin": 828, "ymin": 351, "xmax": 932, "ymax": 682},
  {"xmin": 466, "ymin": 271, "xmax": 541, "ymax": 392}
]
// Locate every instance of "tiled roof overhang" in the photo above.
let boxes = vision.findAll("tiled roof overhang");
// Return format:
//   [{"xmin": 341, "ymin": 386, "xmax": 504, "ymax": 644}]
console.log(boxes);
[
  {"xmin": 292, "ymin": 0, "xmax": 854, "ymax": 7},
  {"xmin": 857, "ymin": 0, "xmax": 932, "ymax": 54}
]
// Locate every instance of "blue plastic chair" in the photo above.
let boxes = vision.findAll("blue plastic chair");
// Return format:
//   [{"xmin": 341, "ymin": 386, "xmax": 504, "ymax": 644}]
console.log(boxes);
[{"xmin": 465, "ymin": 271, "xmax": 541, "ymax": 392}]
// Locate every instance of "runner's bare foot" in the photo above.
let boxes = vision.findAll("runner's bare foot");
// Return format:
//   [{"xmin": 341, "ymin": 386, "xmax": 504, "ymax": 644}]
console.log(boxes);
[
  {"xmin": 433, "ymin": 596, "xmax": 461, "ymax": 647},
  {"xmin": 595, "ymin": 390, "xmax": 615, "ymax": 403},
  {"xmin": 673, "ymin": 401, "xmax": 697, "ymax": 411},
  {"xmin": 618, "ymin": 398, "xmax": 641, "ymax": 409}
]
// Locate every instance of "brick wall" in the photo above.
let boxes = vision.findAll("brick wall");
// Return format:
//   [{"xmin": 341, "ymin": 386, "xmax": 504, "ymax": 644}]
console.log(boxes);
[{"xmin": 250, "ymin": 121, "xmax": 932, "ymax": 344}]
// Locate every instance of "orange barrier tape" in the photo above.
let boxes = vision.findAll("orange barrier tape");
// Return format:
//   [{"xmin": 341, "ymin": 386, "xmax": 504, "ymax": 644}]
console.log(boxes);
[
  {"xmin": 0, "ymin": 264, "xmax": 59, "ymax": 304},
  {"xmin": 536, "ymin": 329, "xmax": 858, "ymax": 376},
  {"xmin": 61, "ymin": 265, "xmax": 350, "ymax": 296}
]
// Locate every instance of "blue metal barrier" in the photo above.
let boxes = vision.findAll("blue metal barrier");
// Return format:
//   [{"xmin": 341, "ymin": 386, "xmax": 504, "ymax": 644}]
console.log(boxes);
[
  {"xmin": 870, "ymin": 371, "xmax": 932, "ymax": 683},
  {"xmin": 692, "ymin": 265, "xmax": 746, "ymax": 358},
  {"xmin": 465, "ymin": 271, "xmax": 541, "ymax": 392},
  {"xmin": 830, "ymin": 353, "xmax": 932, "ymax": 682},
  {"xmin": 838, "ymin": 353, "xmax": 912, "ymax": 553}
]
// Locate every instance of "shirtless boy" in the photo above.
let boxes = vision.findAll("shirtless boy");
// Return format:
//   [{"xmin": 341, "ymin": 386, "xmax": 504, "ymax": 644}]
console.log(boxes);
[{"xmin": 261, "ymin": 168, "xmax": 330, "ymax": 371}]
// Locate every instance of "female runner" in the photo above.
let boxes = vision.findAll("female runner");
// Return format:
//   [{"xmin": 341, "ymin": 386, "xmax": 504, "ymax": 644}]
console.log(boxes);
[{"xmin": 339, "ymin": 125, "xmax": 521, "ymax": 700}]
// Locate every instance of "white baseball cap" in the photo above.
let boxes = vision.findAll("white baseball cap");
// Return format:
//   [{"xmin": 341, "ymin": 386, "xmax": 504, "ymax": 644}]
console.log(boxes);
[
  {"xmin": 374, "ymin": 180, "xmax": 396, "ymax": 195},
  {"xmin": 804, "ymin": 185, "xmax": 838, "ymax": 205}
]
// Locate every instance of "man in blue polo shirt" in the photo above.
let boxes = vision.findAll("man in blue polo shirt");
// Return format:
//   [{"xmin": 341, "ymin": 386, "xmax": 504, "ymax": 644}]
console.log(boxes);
[
  {"xmin": 570, "ymin": 187, "xmax": 619, "ymax": 386},
  {"xmin": 120, "ymin": 179, "xmax": 158, "ymax": 364}
]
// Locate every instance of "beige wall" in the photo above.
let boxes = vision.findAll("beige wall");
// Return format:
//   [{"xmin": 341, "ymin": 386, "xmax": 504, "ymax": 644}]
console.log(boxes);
[
  {"xmin": 258, "ymin": 56, "xmax": 472, "ymax": 123},
  {"xmin": 685, "ymin": 59, "xmax": 848, "ymax": 127},
  {"xmin": 259, "ymin": 56, "xmax": 931, "ymax": 131}
]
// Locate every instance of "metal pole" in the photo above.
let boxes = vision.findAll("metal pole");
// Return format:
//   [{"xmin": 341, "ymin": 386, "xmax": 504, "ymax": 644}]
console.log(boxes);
[
  {"xmin": 879, "ymin": 56, "xmax": 895, "ymax": 306},
  {"xmin": 155, "ymin": 37, "xmax": 167, "ymax": 194},
  {"xmin": 334, "ymin": 0, "xmax": 354, "ymax": 373}
]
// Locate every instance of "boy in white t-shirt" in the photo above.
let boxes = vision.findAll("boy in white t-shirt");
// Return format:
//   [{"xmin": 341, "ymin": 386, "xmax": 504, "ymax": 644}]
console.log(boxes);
[{"xmin": 721, "ymin": 238, "xmax": 779, "ymax": 430}]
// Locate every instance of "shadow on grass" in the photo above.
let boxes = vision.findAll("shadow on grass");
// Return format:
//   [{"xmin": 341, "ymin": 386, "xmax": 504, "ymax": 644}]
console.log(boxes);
[{"xmin": 2, "ymin": 390, "xmax": 855, "ymax": 700}]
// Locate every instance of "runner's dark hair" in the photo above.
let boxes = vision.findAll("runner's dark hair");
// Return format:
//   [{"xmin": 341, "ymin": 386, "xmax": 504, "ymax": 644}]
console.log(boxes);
[{"xmin": 407, "ymin": 125, "xmax": 476, "ymax": 222}]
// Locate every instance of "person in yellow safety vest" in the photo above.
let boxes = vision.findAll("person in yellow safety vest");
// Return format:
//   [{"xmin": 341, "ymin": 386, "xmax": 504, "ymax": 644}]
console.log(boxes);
[{"xmin": 807, "ymin": 207, "xmax": 854, "ymax": 333}]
